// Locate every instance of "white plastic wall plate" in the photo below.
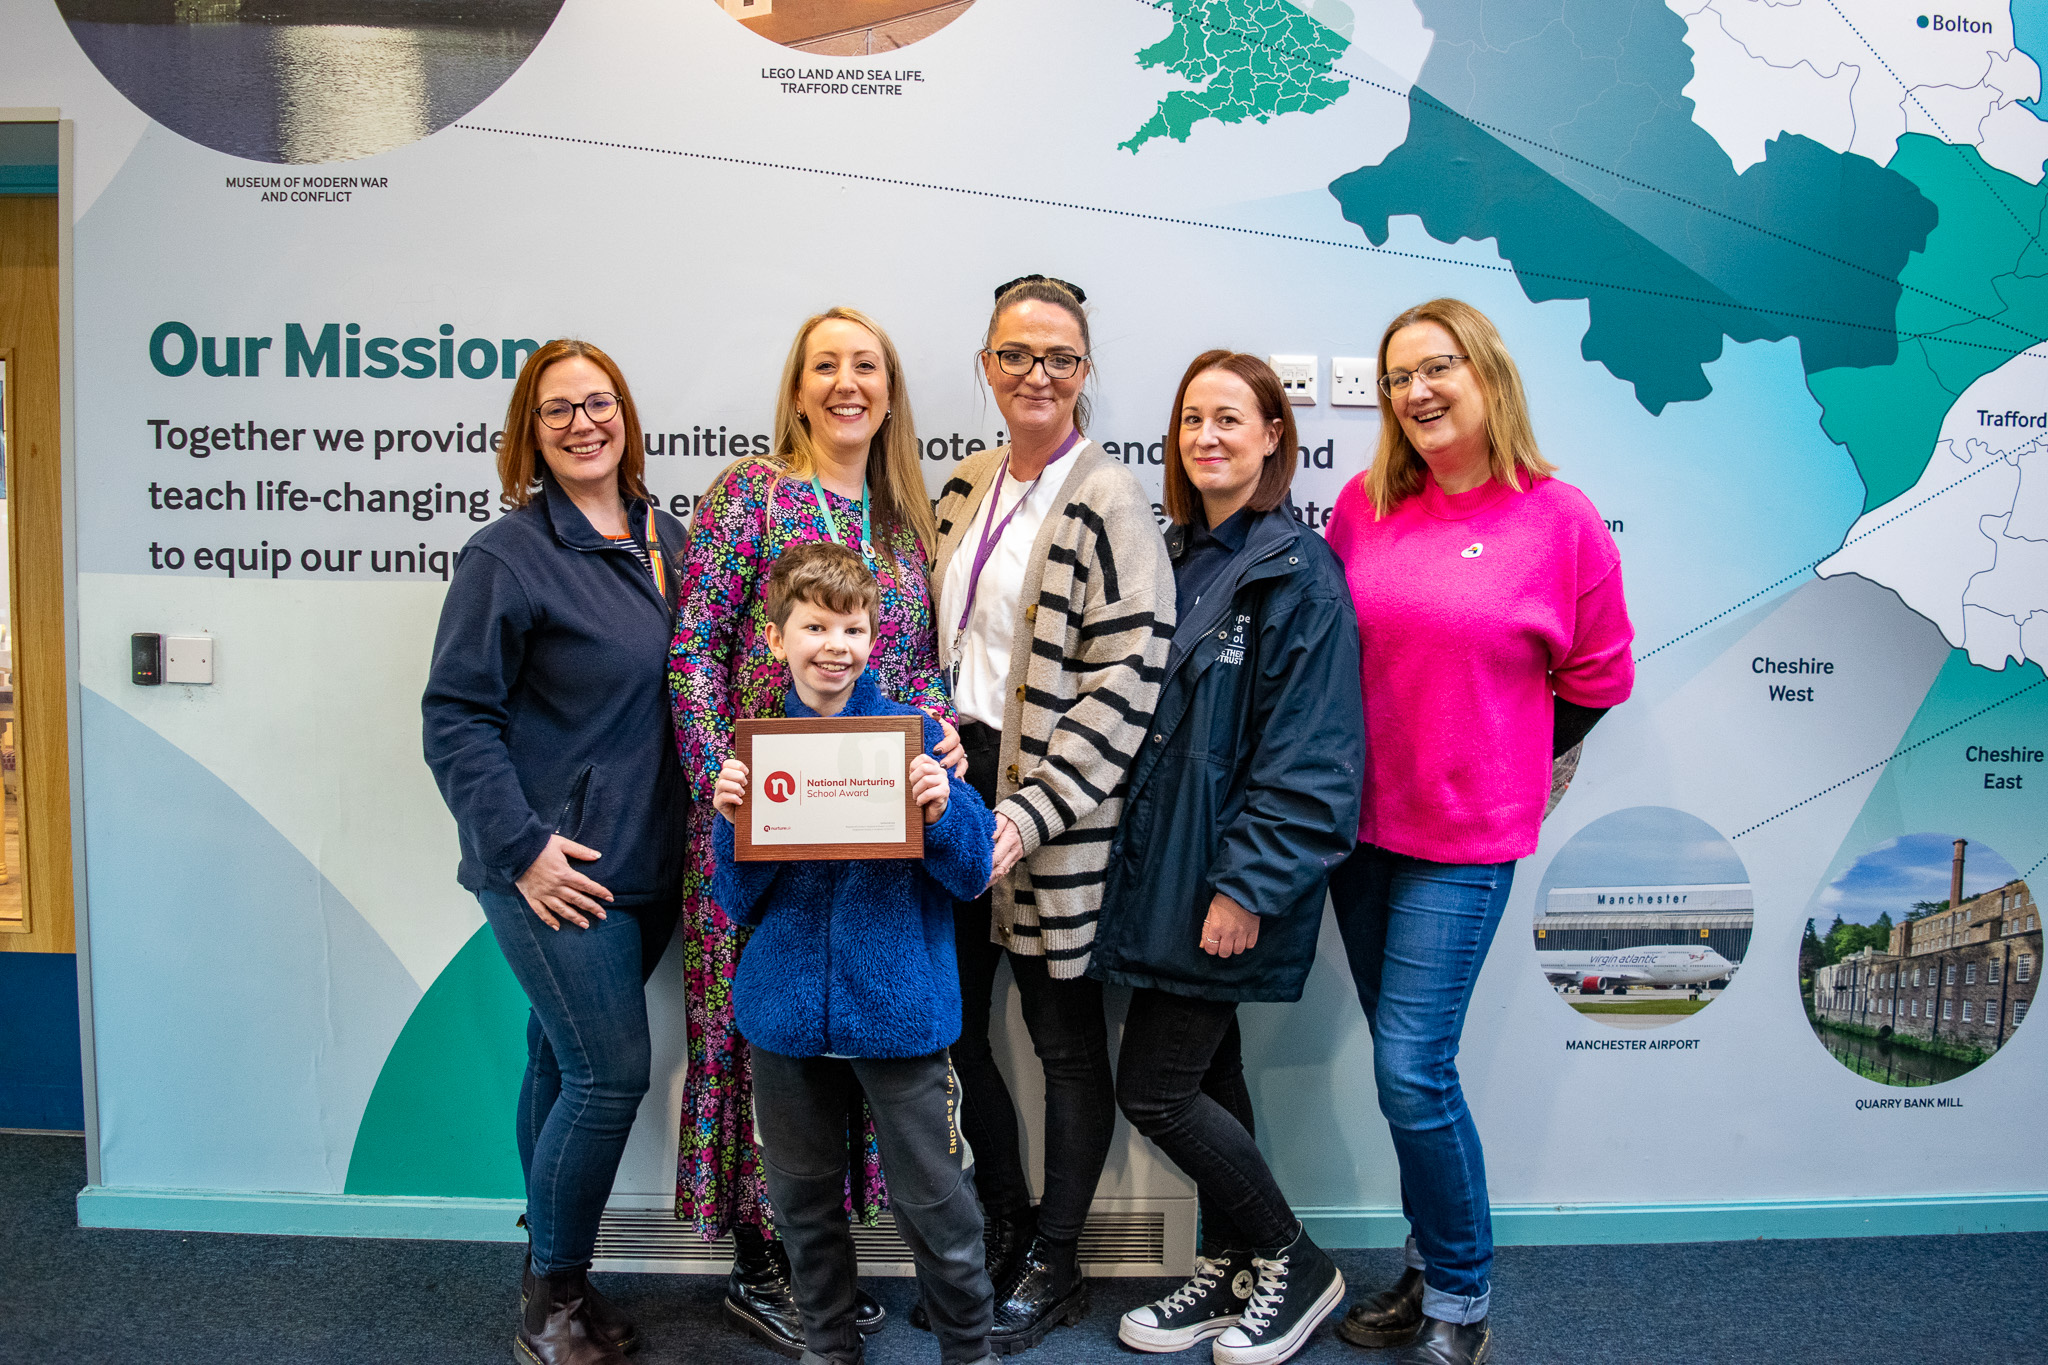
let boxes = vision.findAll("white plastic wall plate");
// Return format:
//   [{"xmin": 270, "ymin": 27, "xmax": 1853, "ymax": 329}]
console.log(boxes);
[
  {"xmin": 1268, "ymin": 355, "xmax": 1317, "ymax": 406},
  {"xmin": 164, "ymin": 634, "xmax": 214, "ymax": 685},
  {"xmin": 1330, "ymin": 357, "xmax": 1378, "ymax": 407}
]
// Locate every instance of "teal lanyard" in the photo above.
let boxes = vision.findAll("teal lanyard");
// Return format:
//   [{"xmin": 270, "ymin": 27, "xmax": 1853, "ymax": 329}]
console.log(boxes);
[{"xmin": 809, "ymin": 476, "xmax": 874, "ymax": 566}]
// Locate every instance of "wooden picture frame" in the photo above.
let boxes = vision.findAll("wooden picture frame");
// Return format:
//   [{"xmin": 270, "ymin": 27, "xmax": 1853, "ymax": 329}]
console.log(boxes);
[{"xmin": 733, "ymin": 715, "xmax": 926, "ymax": 862}]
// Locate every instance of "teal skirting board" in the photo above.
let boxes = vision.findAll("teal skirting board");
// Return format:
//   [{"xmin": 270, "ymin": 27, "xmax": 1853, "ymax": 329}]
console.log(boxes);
[{"xmin": 76, "ymin": 1186, "xmax": 2048, "ymax": 1246}]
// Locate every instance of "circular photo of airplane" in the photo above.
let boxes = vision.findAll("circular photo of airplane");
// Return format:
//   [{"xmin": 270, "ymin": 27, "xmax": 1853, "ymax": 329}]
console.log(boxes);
[
  {"xmin": 56, "ymin": 0, "xmax": 565, "ymax": 164},
  {"xmin": 1533, "ymin": 806, "xmax": 1752, "ymax": 1030},
  {"xmin": 710, "ymin": 0, "xmax": 974, "ymax": 54},
  {"xmin": 1804, "ymin": 833, "xmax": 2038, "ymax": 1087}
]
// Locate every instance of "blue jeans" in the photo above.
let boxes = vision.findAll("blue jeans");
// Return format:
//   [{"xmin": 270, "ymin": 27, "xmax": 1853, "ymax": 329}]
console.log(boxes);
[
  {"xmin": 480, "ymin": 888, "xmax": 677, "ymax": 1274},
  {"xmin": 1327, "ymin": 844, "xmax": 1514, "ymax": 1326}
]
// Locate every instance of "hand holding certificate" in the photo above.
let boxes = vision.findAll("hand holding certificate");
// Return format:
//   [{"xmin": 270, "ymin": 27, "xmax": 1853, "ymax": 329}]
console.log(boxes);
[{"xmin": 724, "ymin": 716, "xmax": 942, "ymax": 861}]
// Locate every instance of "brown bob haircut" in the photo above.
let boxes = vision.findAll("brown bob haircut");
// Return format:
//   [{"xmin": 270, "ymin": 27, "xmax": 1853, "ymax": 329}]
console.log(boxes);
[
  {"xmin": 766, "ymin": 540, "xmax": 881, "ymax": 632},
  {"xmin": 1364, "ymin": 298, "xmax": 1555, "ymax": 518},
  {"xmin": 495, "ymin": 339, "xmax": 651, "ymax": 510},
  {"xmin": 1161, "ymin": 351, "xmax": 1298, "ymax": 526}
]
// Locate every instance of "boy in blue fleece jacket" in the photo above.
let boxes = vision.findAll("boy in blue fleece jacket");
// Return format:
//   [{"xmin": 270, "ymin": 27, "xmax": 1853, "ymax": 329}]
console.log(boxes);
[{"xmin": 713, "ymin": 541, "xmax": 996, "ymax": 1365}]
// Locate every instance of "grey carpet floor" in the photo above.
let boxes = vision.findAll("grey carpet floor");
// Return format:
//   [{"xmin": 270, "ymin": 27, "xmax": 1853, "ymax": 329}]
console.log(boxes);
[{"xmin": 3, "ymin": 1132, "xmax": 2042, "ymax": 1364}]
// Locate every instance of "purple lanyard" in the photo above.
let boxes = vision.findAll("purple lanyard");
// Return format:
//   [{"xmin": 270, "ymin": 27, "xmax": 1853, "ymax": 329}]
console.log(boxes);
[{"xmin": 955, "ymin": 428, "xmax": 1083, "ymax": 637}]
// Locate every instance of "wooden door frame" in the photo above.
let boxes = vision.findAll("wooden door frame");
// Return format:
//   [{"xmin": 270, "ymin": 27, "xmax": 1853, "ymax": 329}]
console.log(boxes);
[{"xmin": 0, "ymin": 110, "xmax": 97, "ymax": 1173}]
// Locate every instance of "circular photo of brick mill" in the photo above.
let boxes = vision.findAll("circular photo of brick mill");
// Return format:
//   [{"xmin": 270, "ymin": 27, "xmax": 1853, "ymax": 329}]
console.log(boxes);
[
  {"xmin": 1533, "ymin": 806, "xmax": 1752, "ymax": 1031},
  {"xmin": 710, "ymin": 0, "xmax": 974, "ymax": 54},
  {"xmin": 56, "ymin": 0, "xmax": 565, "ymax": 164},
  {"xmin": 1805, "ymin": 833, "xmax": 2037, "ymax": 1087}
]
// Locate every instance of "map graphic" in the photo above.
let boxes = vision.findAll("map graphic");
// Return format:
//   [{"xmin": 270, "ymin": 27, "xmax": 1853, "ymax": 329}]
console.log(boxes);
[{"xmin": 1122, "ymin": 0, "xmax": 1356, "ymax": 150}]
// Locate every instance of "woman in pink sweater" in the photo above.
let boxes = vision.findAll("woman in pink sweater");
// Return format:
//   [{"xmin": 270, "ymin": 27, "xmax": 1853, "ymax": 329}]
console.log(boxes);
[{"xmin": 1322, "ymin": 299, "xmax": 1634, "ymax": 1365}]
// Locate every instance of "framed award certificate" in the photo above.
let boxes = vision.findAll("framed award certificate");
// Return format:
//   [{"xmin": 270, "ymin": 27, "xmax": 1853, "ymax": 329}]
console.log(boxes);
[{"xmin": 733, "ymin": 716, "xmax": 927, "ymax": 861}]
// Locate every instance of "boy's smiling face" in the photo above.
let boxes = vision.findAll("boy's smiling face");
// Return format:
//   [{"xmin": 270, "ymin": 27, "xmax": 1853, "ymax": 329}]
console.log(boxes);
[{"xmin": 767, "ymin": 598, "xmax": 875, "ymax": 716}]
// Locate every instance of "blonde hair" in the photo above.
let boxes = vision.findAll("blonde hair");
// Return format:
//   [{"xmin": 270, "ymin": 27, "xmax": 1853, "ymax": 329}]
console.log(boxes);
[
  {"xmin": 1362, "ymin": 298, "xmax": 1555, "ymax": 518},
  {"xmin": 770, "ymin": 307, "xmax": 937, "ymax": 566},
  {"xmin": 767, "ymin": 540, "xmax": 880, "ymax": 631}
]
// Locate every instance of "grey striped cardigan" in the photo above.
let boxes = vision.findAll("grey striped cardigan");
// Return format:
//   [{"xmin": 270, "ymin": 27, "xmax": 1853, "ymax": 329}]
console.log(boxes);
[{"xmin": 933, "ymin": 441, "xmax": 1175, "ymax": 978}]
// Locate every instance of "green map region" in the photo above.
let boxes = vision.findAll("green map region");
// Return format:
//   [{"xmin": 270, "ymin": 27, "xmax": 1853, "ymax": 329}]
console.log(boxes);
[
  {"xmin": 1805, "ymin": 136, "xmax": 2048, "ymax": 512},
  {"xmin": 1121, "ymin": 0, "xmax": 1352, "ymax": 152}
]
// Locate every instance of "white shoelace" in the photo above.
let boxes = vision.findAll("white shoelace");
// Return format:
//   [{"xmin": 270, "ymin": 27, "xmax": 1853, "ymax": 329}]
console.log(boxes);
[
  {"xmin": 1158, "ymin": 1256, "xmax": 1230, "ymax": 1313},
  {"xmin": 1239, "ymin": 1253, "xmax": 1291, "ymax": 1331}
]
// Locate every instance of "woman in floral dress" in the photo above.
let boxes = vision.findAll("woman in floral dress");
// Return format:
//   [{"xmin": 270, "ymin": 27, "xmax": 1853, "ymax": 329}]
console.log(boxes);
[{"xmin": 669, "ymin": 306, "xmax": 954, "ymax": 1354}]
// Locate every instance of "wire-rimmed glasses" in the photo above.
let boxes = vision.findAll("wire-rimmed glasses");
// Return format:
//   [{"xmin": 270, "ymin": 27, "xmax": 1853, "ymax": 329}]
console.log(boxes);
[{"xmin": 1378, "ymin": 354, "xmax": 1468, "ymax": 398}]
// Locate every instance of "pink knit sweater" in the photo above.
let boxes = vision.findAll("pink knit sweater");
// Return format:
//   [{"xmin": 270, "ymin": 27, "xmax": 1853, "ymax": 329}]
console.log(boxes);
[{"xmin": 1325, "ymin": 470, "xmax": 1634, "ymax": 864}]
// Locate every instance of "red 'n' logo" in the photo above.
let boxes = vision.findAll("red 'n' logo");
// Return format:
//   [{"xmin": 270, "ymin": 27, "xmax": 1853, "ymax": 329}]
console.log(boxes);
[{"xmin": 763, "ymin": 772, "xmax": 796, "ymax": 803}]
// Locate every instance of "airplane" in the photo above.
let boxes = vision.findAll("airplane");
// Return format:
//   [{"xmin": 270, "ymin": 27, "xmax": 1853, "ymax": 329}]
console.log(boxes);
[{"xmin": 1536, "ymin": 946, "xmax": 1736, "ymax": 994}]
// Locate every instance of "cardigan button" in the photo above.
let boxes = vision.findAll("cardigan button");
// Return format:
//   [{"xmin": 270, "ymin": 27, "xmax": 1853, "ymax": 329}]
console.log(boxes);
[
  {"xmin": 1014, "ymin": 684, "xmax": 1025, "ymax": 701},
  {"xmin": 1025, "ymin": 604, "xmax": 1038, "ymax": 623},
  {"xmin": 1007, "ymin": 764, "xmax": 1019, "ymax": 783}
]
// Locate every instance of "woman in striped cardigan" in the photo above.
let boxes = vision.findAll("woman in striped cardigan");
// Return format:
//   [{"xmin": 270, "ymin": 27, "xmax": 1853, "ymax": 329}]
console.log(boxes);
[{"xmin": 927, "ymin": 275, "xmax": 1175, "ymax": 1352}]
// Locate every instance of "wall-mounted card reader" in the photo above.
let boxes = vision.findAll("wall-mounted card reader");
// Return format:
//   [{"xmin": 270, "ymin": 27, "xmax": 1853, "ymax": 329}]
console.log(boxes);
[{"xmin": 132, "ymin": 633, "xmax": 162, "ymax": 686}]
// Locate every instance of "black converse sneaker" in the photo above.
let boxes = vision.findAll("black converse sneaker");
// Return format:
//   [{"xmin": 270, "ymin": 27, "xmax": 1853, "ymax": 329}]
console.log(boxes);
[
  {"xmin": 1118, "ymin": 1250, "xmax": 1256, "ymax": 1352},
  {"xmin": 1211, "ymin": 1226, "xmax": 1345, "ymax": 1365}
]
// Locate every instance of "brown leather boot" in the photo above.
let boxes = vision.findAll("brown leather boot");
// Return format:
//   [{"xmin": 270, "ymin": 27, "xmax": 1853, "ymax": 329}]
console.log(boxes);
[
  {"xmin": 516, "ymin": 1267, "xmax": 629, "ymax": 1365},
  {"xmin": 523, "ymin": 1257, "xmax": 638, "ymax": 1355}
]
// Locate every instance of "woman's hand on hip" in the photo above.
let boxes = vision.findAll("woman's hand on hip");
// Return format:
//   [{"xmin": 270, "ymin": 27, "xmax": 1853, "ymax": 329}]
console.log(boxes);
[
  {"xmin": 930, "ymin": 715, "xmax": 969, "ymax": 779},
  {"xmin": 1200, "ymin": 892, "xmax": 1260, "ymax": 958},
  {"xmin": 515, "ymin": 834, "xmax": 613, "ymax": 931},
  {"xmin": 989, "ymin": 812, "xmax": 1024, "ymax": 888}
]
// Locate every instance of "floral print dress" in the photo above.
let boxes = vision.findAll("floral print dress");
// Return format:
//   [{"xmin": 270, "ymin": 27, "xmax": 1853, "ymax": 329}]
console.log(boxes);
[{"xmin": 668, "ymin": 456, "xmax": 952, "ymax": 1241}]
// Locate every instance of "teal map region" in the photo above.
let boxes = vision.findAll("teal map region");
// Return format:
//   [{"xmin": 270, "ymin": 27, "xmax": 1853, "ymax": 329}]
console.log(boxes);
[
  {"xmin": 1807, "ymin": 136, "xmax": 2048, "ymax": 511},
  {"xmin": 1122, "ymin": 0, "xmax": 1352, "ymax": 152},
  {"xmin": 2016, "ymin": 0, "xmax": 2048, "ymax": 117},
  {"xmin": 1324, "ymin": 0, "xmax": 1936, "ymax": 414}
]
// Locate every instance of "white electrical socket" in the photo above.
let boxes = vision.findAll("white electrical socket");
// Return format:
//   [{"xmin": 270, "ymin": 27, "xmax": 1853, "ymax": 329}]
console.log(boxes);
[
  {"xmin": 164, "ymin": 634, "xmax": 214, "ymax": 685},
  {"xmin": 1268, "ymin": 355, "xmax": 1317, "ymax": 406},
  {"xmin": 1330, "ymin": 357, "xmax": 1379, "ymax": 407}
]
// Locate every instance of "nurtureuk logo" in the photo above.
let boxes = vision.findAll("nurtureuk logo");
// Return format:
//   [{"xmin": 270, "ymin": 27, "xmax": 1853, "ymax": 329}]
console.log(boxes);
[{"xmin": 149, "ymin": 322, "xmax": 540, "ymax": 380}]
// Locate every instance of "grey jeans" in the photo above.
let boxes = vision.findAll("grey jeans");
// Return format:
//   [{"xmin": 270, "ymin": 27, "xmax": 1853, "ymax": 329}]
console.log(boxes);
[{"xmin": 752, "ymin": 1046, "xmax": 994, "ymax": 1365}]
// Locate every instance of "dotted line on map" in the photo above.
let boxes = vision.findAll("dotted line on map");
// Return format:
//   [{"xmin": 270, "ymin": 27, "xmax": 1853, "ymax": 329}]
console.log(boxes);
[
  {"xmin": 453, "ymin": 122, "xmax": 2045, "ymax": 367},
  {"xmin": 1638, "ymin": 451, "xmax": 2021, "ymax": 661},
  {"xmin": 1127, "ymin": 0, "xmax": 2041, "ymax": 346},
  {"xmin": 1819, "ymin": 0, "xmax": 2044, "ymax": 253},
  {"xmin": 1730, "ymin": 675, "xmax": 2047, "ymax": 839}
]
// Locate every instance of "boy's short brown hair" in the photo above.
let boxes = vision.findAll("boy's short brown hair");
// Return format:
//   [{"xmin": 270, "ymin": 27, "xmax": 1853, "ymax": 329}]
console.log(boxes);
[{"xmin": 766, "ymin": 541, "xmax": 881, "ymax": 631}]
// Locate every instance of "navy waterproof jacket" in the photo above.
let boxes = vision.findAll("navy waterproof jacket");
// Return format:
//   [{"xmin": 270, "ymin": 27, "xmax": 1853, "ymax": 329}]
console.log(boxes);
[
  {"xmin": 423, "ymin": 474, "xmax": 690, "ymax": 906},
  {"xmin": 1090, "ymin": 501, "xmax": 1364, "ymax": 1002},
  {"xmin": 714, "ymin": 675, "xmax": 994, "ymax": 1059}
]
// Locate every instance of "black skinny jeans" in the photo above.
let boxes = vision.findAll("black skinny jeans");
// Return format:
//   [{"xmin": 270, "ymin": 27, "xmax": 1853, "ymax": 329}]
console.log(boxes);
[
  {"xmin": 1116, "ymin": 987, "xmax": 1297, "ymax": 1254},
  {"xmin": 950, "ymin": 721, "xmax": 1116, "ymax": 1245}
]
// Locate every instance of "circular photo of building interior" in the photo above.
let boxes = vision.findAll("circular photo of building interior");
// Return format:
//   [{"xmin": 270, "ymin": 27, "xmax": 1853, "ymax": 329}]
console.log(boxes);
[
  {"xmin": 711, "ymin": 0, "xmax": 974, "ymax": 54},
  {"xmin": 56, "ymin": 0, "xmax": 564, "ymax": 164},
  {"xmin": 1805, "ymin": 833, "xmax": 2038, "ymax": 1087},
  {"xmin": 1533, "ymin": 806, "xmax": 1752, "ymax": 1030}
]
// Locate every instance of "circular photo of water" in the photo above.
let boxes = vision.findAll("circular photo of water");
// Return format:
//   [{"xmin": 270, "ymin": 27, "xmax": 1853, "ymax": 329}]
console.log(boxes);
[
  {"xmin": 1805, "ymin": 833, "xmax": 2038, "ymax": 1087},
  {"xmin": 1533, "ymin": 807, "xmax": 1753, "ymax": 1031},
  {"xmin": 710, "ymin": 0, "xmax": 974, "ymax": 54},
  {"xmin": 56, "ymin": 0, "xmax": 564, "ymax": 164}
]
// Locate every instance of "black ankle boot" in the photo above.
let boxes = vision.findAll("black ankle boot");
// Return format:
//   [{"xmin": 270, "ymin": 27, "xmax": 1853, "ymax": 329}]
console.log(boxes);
[
  {"xmin": 517, "ymin": 1267, "xmax": 629, "ymax": 1365},
  {"xmin": 1336, "ymin": 1265, "xmax": 1426, "ymax": 1348},
  {"xmin": 1388, "ymin": 1316, "xmax": 1490, "ymax": 1365},
  {"xmin": 912, "ymin": 1206, "xmax": 1035, "ymax": 1332},
  {"xmin": 988, "ymin": 1232, "xmax": 1088, "ymax": 1355},
  {"xmin": 524, "ymin": 1256, "xmax": 639, "ymax": 1355},
  {"xmin": 725, "ymin": 1234, "xmax": 887, "ymax": 1358}
]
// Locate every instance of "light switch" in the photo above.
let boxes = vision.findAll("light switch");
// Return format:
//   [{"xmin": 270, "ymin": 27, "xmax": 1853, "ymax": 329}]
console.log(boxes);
[{"xmin": 164, "ymin": 634, "xmax": 214, "ymax": 685}]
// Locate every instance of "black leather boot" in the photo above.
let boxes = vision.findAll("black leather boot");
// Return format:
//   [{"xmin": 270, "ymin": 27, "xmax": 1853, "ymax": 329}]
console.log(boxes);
[
  {"xmin": 725, "ymin": 1234, "xmax": 886, "ymax": 1357},
  {"xmin": 524, "ymin": 1256, "xmax": 639, "ymax": 1355},
  {"xmin": 913, "ymin": 1206, "xmax": 1035, "ymax": 1332},
  {"xmin": 988, "ymin": 1232, "xmax": 1088, "ymax": 1355},
  {"xmin": 516, "ymin": 1267, "xmax": 629, "ymax": 1365},
  {"xmin": 1388, "ymin": 1316, "xmax": 1490, "ymax": 1365},
  {"xmin": 1336, "ymin": 1266, "xmax": 1426, "ymax": 1348}
]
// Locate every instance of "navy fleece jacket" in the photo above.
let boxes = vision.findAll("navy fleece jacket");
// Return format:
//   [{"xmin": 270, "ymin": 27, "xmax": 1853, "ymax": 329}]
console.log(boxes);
[
  {"xmin": 714, "ymin": 675, "xmax": 993, "ymax": 1059},
  {"xmin": 423, "ymin": 476, "xmax": 688, "ymax": 904}
]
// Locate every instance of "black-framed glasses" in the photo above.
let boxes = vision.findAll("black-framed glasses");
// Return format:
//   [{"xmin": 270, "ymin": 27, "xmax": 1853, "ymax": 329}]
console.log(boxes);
[
  {"xmin": 1378, "ymin": 354, "xmax": 1467, "ymax": 397},
  {"xmin": 987, "ymin": 348, "xmax": 1089, "ymax": 380},
  {"xmin": 994, "ymin": 274, "xmax": 1087, "ymax": 304},
  {"xmin": 535, "ymin": 391, "xmax": 620, "ymax": 429}
]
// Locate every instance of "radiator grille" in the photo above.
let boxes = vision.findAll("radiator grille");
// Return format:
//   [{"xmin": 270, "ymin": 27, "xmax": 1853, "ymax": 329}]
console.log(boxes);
[{"xmin": 593, "ymin": 1207, "xmax": 1171, "ymax": 1276}]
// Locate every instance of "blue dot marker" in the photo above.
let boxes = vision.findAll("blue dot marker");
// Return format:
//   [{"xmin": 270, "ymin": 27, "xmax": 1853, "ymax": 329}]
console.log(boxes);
[{"xmin": 1917, "ymin": 14, "xmax": 1929, "ymax": 25}]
